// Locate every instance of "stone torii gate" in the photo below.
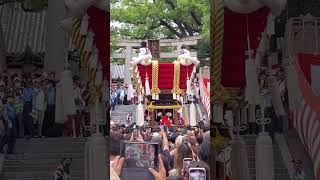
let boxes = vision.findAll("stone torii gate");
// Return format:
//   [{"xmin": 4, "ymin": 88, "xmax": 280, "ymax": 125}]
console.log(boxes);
[{"xmin": 113, "ymin": 36, "xmax": 201, "ymax": 84}]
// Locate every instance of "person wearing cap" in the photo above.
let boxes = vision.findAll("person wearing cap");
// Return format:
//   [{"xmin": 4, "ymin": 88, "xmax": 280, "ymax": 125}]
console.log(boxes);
[{"xmin": 1, "ymin": 95, "xmax": 17, "ymax": 153}]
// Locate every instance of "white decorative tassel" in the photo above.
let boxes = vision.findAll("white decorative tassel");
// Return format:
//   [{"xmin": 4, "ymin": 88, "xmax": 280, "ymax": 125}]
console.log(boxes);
[
  {"xmin": 256, "ymin": 132, "xmax": 274, "ymax": 180},
  {"xmin": 84, "ymin": 30, "xmax": 94, "ymax": 52},
  {"xmin": 231, "ymin": 136, "xmax": 250, "ymax": 180},
  {"xmin": 152, "ymin": 93, "xmax": 156, "ymax": 100},
  {"xmin": 186, "ymin": 78, "xmax": 192, "ymax": 96},
  {"xmin": 213, "ymin": 104, "xmax": 224, "ymax": 123},
  {"xmin": 80, "ymin": 14, "xmax": 89, "ymax": 36},
  {"xmin": 127, "ymin": 84, "xmax": 134, "ymax": 101},
  {"xmin": 267, "ymin": 76, "xmax": 285, "ymax": 116},
  {"xmin": 173, "ymin": 93, "xmax": 176, "ymax": 100},
  {"xmin": 287, "ymin": 64, "xmax": 301, "ymax": 111},
  {"xmin": 245, "ymin": 59, "xmax": 260, "ymax": 105},
  {"xmin": 95, "ymin": 64, "xmax": 103, "ymax": 85},
  {"xmin": 182, "ymin": 104, "xmax": 189, "ymax": 125},
  {"xmin": 90, "ymin": 49, "xmax": 98, "ymax": 69},
  {"xmin": 156, "ymin": 94, "xmax": 159, "ymax": 100},
  {"xmin": 60, "ymin": 17, "xmax": 73, "ymax": 33},
  {"xmin": 136, "ymin": 102, "xmax": 144, "ymax": 127},
  {"xmin": 266, "ymin": 14, "xmax": 275, "ymax": 36},
  {"xmin": 65, "ymin": 0, "xmax": 96, "ymax": 18},
  {"xmin": 145, "ymin": 75, "xmax": 151, "ymax": 96},
  {"xmin": 94, "ymin": 0, "xmax": 108, "ymax": 12},
  {"xmin": 189, "ymin": 102, "xmax": 197, "ymax": 126},
  {"xmin": 61, "ymin": 70, "xmax": 76, "ymax": 117}
]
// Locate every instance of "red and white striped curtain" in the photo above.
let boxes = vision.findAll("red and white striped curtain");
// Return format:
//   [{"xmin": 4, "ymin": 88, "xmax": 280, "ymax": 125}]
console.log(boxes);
[
  {"xmin": 200, "ymin": 77, "xmax": 210, "ymax": 119},
  {"xmin": 289, "ymin": 53, "xmax": 320, "ymax": 179}
]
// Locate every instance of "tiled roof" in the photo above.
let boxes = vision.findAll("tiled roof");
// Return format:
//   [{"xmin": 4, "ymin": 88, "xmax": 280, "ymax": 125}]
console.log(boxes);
[
  {"xmin": 0, "ymin": 2, "xmax": 47, "ymax": 55},
  {"xmin": 110, "ymin": 64, "xmax": 124, "ymax": 79}
]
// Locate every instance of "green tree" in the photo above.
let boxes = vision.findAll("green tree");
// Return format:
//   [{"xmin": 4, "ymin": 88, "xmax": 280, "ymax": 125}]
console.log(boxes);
[
  {"xmin": 111, "ymin": 0, "xmax": 210, "ymax": 39},
  {"xmin": 111, "ymin": 0, "xmax": 210, "ymax": 63}
]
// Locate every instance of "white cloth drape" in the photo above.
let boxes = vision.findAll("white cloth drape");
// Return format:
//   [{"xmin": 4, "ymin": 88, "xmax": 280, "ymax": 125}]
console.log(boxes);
[
  {"xmin": 256, "ymin": 132, "xmax": 274, "ymax": 180},
  {"xmin": 231, "ymin": 136, "xmax": 250, "ymax": 180},
  {"xmin": 136, "ymin": 103, "xmax": 144, "ymax": 126},
  {"xmin": 245, "ymin": 59, "xmax": 260, "ymax": 105},
  {"xmin": 213, "ymin": 104, "xmax": 224, "ymax": 123},
  {"xmin": 189, "ymin": 102, "xmax": 197, "ymax": 126}
]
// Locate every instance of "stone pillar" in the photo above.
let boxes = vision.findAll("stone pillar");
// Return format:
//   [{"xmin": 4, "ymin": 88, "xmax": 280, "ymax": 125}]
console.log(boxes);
[
  {"xmin": 124, "ymin": 46, "xmax": 132, "ymax": 84},
  {"xmin": 45, "ymin": 0, "xmax": 67, "ymax": 74}
]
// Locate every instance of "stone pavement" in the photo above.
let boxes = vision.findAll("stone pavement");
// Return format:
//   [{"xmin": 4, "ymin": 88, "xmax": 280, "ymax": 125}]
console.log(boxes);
[{"xmin": 285, "ymin": 130, "xmax": 315, "ymax": 180}]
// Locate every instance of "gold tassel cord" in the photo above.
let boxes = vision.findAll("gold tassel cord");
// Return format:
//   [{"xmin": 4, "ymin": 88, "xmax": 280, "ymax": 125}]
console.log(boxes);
[
  {"xmin": 151, "ymin": 60, "xmax": 160, "ymax": 95},
  {"xmin": 211, "ymin": 0, "xmax": 240, "ymax": 103},
  {"xmin": 172, "ymin": 61, "xmax": 182, "ymax": 96}
]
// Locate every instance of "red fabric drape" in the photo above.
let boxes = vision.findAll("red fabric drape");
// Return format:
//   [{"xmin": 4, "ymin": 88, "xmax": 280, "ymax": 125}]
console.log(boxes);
[
  {"xmin": 87, "ymin": 6, "xmax": 109, "ymax": 80},
  {"xmin": 296, "ymin": 53, "xmax": 320, "ymax": 113},
  {"xmin": 297, "ymin": 53, "xmax": 320, "ymax": 83},
  {"xmin": 137, "ymin": 63, "xmax": 194, "ymax": 90},
  {"xmin": 137, "ymin": 64, "xmax": 153, "ymax": 88},
  {"xmin": 222, "ymin": 7, "xmax": 270, "ymax": 88},
  {"xmin": 203, "ymin": 78, "xmax": 209, "ymax": 88},
  {"xmin": 179, "ymin": 64, "xmax": 194, "ymax": 89}
]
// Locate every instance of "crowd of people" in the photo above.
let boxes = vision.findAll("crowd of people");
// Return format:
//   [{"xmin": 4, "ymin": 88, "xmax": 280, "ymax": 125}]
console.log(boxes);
[
  {"xmin": 0, "ymin": 71, "xmax": 93, "ymax": 154},
  {"xmin": 110, "ymin": 83, "xmax": 137, "ymax": 109},
  {"xmin": 109, "ymin": 121, "xmax": 210, "ymax": 180}
]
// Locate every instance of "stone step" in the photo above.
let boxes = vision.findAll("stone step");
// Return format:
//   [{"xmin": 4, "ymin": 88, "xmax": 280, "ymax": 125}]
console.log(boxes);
[
  {"xmin": 15, "ymin": 137, "xmax": 87, "ymax": 143},
  {"xmin": 249, "ymin": 168, "xmax": 289, "ymax": 175},
  {"xmin": 248, "ymin": 162, "xmax": 286, "ymax": 169},
  {"xmin": 248, "ymin": 156, "xmax": 285, "ymax": 163},
  {"xmin": 250, "ymin": 175, "xmax": 291, "ymax": 180},
  {"xmin": 4, "ymin": 158, "xmax": 84, "ymax": 166},
  {"xmin": 3, "ymin": 170, "xmax": 84, "ymax": 178},
  {"xmin": 13, "ymin": 146, "xmax": 84, "ymax": 154},
  {"xmin": 15, "ymin": 142, "xmax": 85, "ymax": 149},
  {"xmin": 3, "ymin": 164, "xmax": 84, "ymax": 172},
  {"xmin": 5, "ymin": 177, "xmax": 83, "ymax": 180},
  {"xmin": 6, "ymin": 152, "xmax": 83, "ymax": 160}
]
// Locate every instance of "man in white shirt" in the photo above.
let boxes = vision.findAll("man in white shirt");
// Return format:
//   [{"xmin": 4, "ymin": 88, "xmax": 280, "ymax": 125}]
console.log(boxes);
[{"xmin": 32, "ymin": 79, "xmax": 45, "ymax": 137}]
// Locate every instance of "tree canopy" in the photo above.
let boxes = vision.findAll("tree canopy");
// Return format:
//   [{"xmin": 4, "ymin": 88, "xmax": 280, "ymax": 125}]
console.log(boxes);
[{"xmin": 111, "ymin": 0, "xmax": 210, "ymax": 40}]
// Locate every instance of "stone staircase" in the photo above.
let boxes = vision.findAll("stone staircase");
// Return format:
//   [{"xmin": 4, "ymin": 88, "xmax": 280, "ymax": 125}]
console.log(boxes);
[
  {"xmin": 2, "ymin": 137, "xmax": 86, "ymax": 180},
  {"xmin": 111, "ymin": 104, "xmax": 137, "ymax": 124},
  {"xmin": 242, "ymin": 135, "xmax": 291, "ymax": 180}
]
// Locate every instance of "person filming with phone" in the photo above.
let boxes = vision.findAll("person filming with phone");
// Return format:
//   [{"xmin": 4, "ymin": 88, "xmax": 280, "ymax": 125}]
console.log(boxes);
[{"xmin": 109, "ymin": 121, "xmax": 210, "ymax": 180}]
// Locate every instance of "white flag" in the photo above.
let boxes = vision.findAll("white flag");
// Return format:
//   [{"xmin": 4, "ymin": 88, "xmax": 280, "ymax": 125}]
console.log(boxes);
[{"xmin": 311, "ymin": 64, "xmax": 320, "ymax": 96}]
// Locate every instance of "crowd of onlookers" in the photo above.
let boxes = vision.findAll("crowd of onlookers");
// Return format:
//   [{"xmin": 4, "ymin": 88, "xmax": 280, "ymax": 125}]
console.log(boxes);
[
  {"xmin": 110, "ymin": 83, "xmax": 137, "ymax": 109},
  {"xmin": 109, "ymin": 120, "xmax": 210, "ymax": 180},
  {"xmin": 0, "ymin": 71, "xmax": 93, "ymax": 154}
]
